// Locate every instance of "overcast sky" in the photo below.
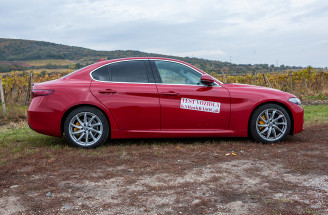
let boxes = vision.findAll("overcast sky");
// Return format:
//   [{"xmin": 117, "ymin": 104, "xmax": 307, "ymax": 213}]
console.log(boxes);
[{"xmin": 1, "ymin": 0, "xmax": 327, "ymax": 67}]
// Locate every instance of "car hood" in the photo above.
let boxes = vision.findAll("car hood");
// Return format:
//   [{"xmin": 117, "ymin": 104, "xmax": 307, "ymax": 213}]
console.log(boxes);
[
  {"xmin": 222, "ymin": 83, "xmax": 296, "ymax": 98},
  {"xmin": 223, "ymin": 83, "xmax": 270, "ymax": 88},
  {"xmin": 224, "ymin": 83, "xmax": 280, "ymax": 91}
]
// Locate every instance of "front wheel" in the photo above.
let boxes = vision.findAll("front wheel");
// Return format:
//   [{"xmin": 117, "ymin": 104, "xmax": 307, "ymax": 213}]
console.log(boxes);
[
  {"xmin": 64, "ymin": 107, "xmax": 109, "ymax": 148},
  {"xmin": 250, "ymin": 104, "xmax": 291, "ymax": 143}
]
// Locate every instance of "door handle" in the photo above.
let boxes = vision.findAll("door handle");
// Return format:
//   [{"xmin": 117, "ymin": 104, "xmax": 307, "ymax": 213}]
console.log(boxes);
[
  {"xmin": 98, "ymin": 89, "xmax": 117, "ymax": 94},
  {"xmin": 161, "ymin": 91, "xmax": 179, "ymax": 97}
]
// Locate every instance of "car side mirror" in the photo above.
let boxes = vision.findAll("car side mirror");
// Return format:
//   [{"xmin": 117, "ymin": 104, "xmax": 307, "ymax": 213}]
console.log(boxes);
[{"xmin": 201, "ymin": 74, "xmax": 215, "ymax": 86}]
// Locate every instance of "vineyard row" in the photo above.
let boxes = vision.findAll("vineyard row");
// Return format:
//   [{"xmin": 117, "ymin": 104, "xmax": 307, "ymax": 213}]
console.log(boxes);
[{"xmin": 0, "ymin": 67, "xmax": 327, "ymax": 105}]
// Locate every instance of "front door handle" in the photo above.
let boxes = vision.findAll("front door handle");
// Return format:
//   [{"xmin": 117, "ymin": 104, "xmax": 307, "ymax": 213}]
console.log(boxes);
[
  {"xmin": 98, "ymin": 89, "xmax": 117, "ymax": 94},
  {"xmin": 161, "ymin": 91, "xmax": 179, "ymax": 97}
]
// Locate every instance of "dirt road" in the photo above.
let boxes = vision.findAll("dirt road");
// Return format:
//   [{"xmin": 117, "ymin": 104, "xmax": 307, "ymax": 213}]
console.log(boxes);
[{"xmin": 1, "ymin": 124, "xmax": 328, "ymax": 214}]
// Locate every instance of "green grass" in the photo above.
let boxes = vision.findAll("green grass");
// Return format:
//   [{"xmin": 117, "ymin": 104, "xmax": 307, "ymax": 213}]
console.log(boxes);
[
  {"xmin": 303, "ymin": 105, "xmax": 328, "ymax": 125},
  {"xmin": 0, "ymin": 121, "xmax": 68, "ymax": 166},
  {"xmin": 0, "ymin": 104, "xmax": 28, "ymax": 126},
  {"xmin": 0, "ymin": 122, "xmax": 62, "ymax": 146},
  {"xmin": 304, "ymin": 92, "xmax": 328, "ymax": 100}
]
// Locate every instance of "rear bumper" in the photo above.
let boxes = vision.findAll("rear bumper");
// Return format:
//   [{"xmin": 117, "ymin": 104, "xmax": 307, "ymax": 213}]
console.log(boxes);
[{"xmin": 27, "ymin": 97, "xmax": 62, "ymax": 137}]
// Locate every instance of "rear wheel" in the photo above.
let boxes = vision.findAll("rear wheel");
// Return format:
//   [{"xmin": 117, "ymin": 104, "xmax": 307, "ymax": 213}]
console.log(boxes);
[
  {"xmin": 250, "ymin": 104, "xmax": 291, "ymax": 143},
  {"xmin": 64, "ymin": 107, "xmax": 109, "ymax": 148}
]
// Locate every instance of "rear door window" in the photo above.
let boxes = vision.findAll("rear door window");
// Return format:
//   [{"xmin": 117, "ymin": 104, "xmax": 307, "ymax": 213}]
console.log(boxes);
[
  {"xmin": 92, "ymin": 60, "xmax": 150, "ymax": 83},
  {"xmin": 110, "ymin": 60, "xmax": 149, "ymax": 83}
]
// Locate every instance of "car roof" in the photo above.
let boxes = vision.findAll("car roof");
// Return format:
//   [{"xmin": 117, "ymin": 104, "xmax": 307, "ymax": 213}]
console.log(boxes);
[
  {"xmin": 95, "ymin": 57, "xmax": 204, "ymax": 72},
  {"xmin": 63, "ymin": 57, "xmax": 206, "ymax": 80},
  {"xmin": 97, "ymin": 57, "xmax": 190, "ymax": 64}
]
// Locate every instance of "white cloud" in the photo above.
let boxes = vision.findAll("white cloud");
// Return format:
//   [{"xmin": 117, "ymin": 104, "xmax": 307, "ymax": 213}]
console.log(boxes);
[{"xmin": 0, "ymin": 0, "xmax": 327, "ymax": 67}]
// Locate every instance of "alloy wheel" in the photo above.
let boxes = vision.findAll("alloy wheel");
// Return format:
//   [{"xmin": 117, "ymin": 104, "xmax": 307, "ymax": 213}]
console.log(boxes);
[
  {"xmin": 68, "ymin": 112, "xmax": 103, "ymax": 146},
  {"xmin": 255, "ymin": 108, "xmax": 288, "ymax": 142}
]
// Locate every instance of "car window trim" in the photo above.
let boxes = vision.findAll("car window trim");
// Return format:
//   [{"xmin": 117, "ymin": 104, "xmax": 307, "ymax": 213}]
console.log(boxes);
[
  {"xmin": 144, "ymin": 60, "xmax": 155, "ymax": 83},
  {"xmin": 89, "ymin": 58, "xmax": 222, "ymax": 87}
]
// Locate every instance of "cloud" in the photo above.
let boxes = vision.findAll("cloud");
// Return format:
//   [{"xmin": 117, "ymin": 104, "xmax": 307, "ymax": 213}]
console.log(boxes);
[{"xmin": 0, "ymin": 0, "xmax": 327, "ymax": 67}]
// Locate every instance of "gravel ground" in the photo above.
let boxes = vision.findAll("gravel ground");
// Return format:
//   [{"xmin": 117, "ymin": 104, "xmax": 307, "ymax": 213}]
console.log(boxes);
[{"xmin": 0, "ymin": 124, "xmax": 328, "ymax": 215}]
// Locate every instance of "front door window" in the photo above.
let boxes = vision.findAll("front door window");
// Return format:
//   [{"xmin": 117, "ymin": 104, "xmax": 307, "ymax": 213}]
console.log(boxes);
[{"xmin": 154, "ymin": 61, "xmax": 202, "ymax": 85}]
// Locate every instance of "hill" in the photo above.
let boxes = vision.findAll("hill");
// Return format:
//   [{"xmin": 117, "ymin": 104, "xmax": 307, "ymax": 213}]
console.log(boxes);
[{"xmin": 0, "ymin": 38, "xmax": 303, "ymax": 74}]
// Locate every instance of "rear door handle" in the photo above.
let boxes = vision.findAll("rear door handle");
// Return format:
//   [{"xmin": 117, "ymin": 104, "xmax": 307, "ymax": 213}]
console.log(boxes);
[
  {"xmin": 161, "ymin": 91, "xmax": 179, "ymax": 97},
  {"xmin": 98, "ymin": 89, "xmax": 117, "ymax": 94}
]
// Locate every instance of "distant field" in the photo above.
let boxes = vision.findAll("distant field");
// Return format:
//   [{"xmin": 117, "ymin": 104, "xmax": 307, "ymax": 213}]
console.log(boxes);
[
  {"xmin": 0, "ymin": 68, "xmax": 73, "ymax": 76},
  {"xmin": 24, "ymin": 59, "xmax": 75, "ymax": 67},
  {"xmin": 25, "ymin": 68, "xmax": 74, "ymax": 73}
]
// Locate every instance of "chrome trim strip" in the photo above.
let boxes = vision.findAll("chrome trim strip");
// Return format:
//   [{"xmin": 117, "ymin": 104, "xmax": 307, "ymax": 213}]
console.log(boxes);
[{"xmin": 89, "ymin": 58, "xmax": 222, "ymax": 87}]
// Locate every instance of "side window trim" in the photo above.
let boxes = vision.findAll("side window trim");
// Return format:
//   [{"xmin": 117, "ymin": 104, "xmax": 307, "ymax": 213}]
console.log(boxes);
[
  {"xmin": 149, "ymin": 60, "xmax": 162, "ymax": 83},
  {"xmin": 89, "ymin": 59, "xmax": 220, "ymax": 86},
  {"xmin": 144, "ymin": 60, "xmax": 155, "ymax": 83}
]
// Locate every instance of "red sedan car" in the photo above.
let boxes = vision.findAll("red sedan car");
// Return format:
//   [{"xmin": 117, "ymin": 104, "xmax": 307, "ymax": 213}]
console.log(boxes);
[{"xmin": 28, "ymin": 57, "xmax": 304, "ymax": 148}]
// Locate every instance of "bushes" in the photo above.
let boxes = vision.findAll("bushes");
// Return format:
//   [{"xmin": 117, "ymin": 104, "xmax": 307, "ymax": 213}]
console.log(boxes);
[
  {"xmin": 1, "ymin": 68, "xmax": 327, "ymax": 105},
  {"xmin": 0, "ymin": 71, "xmax": 69, "ymax": 104},
  {"xmin": 212, "ymin": 68, "xmax": 328, "ymax": 99}
]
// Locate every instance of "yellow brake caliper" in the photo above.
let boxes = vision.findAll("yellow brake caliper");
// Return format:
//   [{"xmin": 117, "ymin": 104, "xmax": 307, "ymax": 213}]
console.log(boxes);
[
  {"xmin": 259, "ymin": 115, "xmax": 266, "ymax": 130},
  {"xmin": 74, "ymin": 121, "xmax": 80, "ymax": 132}
]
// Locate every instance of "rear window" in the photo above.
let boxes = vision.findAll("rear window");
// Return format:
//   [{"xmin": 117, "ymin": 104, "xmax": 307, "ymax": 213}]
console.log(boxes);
[
  {"xmin": 91, "ymin": 60, "xmax": 149, "ymax": 83},
  {"xmin": 92, "ymin": 65, "xmax": 110, "ymax": 81}
]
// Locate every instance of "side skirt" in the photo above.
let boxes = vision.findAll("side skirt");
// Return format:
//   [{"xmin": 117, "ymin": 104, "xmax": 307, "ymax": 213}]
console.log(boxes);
[{"xmin": 110, "ymin": 129, "xmax": 248, "ymax": 139}]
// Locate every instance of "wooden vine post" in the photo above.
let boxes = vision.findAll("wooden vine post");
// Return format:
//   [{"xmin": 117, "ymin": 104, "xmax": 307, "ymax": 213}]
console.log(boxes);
[
  {"xmin": 303, "ymin": 76, "xmax": 308, "ymax": 95},
  {"xmin": 290, "ymin": 71, "xmax": 293, "ymax": 91},
  {"xmin": 221, "ymin": 70, "xmax": 227, "ymax": 83},
  {"xmin": 262, "ymin": 72, "xmax": 272, "ymax": 88},
  {"xmin": 281, "ymin": 71, "xmax": 290, "ymax": 91},
  {"xmin": 25, "ymin": 72, "xmax": 33, "ymax": 105},
  {"xmin": 253, "ymin": 70, "xmax": 257, "ymax": 85},
  {"xmin": 0, "ymin": 78, "xmax": 6, "ymax": 114}
]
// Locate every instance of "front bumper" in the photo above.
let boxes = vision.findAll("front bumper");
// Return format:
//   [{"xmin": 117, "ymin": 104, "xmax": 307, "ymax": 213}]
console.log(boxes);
[{"xmin": 292, "ymin": 104, "xmax": 304, "ymax": 134}]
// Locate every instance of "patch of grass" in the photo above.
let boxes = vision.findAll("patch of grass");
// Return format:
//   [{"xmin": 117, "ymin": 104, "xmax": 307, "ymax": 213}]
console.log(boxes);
[
  {"xmin": 271, "ymin": 209, "xmax": 283, "ymax": 215},
  {"xmin": 303, "ymin": 209, "xmax": 321, "ymax": 215},
  {"xmin": 303, "ymin": 105, "xmax": 328, "ymax": 125},
  {"xmin": 0, "ymin": 122, "xmax": 68, "ymax": 166},
  {"xmin": 0, "ymin": 104, "xmax": 28, "ymax": 126},
  {"xmin": 304, "ymin": 92, "xmax": 328, "ymax": 100}
]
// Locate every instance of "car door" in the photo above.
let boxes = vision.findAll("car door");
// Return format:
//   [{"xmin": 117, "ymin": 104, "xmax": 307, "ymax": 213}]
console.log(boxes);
[
  {"xmin": 150, "ymin": 60, "xmax": 230, "ymax": 130},
  {"xmin": 90, "ymin": 60, "xmax": 160, "ymax": 130}
]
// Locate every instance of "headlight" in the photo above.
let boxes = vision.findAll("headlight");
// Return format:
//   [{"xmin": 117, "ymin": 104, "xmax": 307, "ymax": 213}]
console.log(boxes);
[{"xmin": 289, "ymin": 97, "xmax": 301, "ymax": 106}]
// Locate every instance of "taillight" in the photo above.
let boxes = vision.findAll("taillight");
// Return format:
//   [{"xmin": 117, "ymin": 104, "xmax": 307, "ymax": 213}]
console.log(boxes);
[{"xmin": 32, "ymin": 89, "xmax": 54, "ymax": 98}]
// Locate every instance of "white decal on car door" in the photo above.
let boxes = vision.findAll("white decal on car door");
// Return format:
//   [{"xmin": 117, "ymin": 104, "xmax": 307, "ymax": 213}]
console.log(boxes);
[{"xmin": 180, "ymin": 98, "xmax": 220, "ymax": 113}]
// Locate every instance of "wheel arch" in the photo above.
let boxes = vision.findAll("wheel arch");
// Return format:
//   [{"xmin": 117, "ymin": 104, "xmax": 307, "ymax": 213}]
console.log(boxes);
[
  {"xmin": 248, "ymin": 101, "xmax": 294, "ymax": 136},
  {"xmin": 60, "ymin": 104, "xmax": 111, "ymax": 135}
]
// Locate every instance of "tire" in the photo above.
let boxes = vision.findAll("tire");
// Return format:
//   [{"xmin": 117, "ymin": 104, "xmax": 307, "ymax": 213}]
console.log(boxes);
[
  {"xmin": 249, "ymin": 104, "xmax": 291, "ymax": 143},
  {"xmin": 64, "ymin": 106, "xmax": 109, "ymax": 148}
]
